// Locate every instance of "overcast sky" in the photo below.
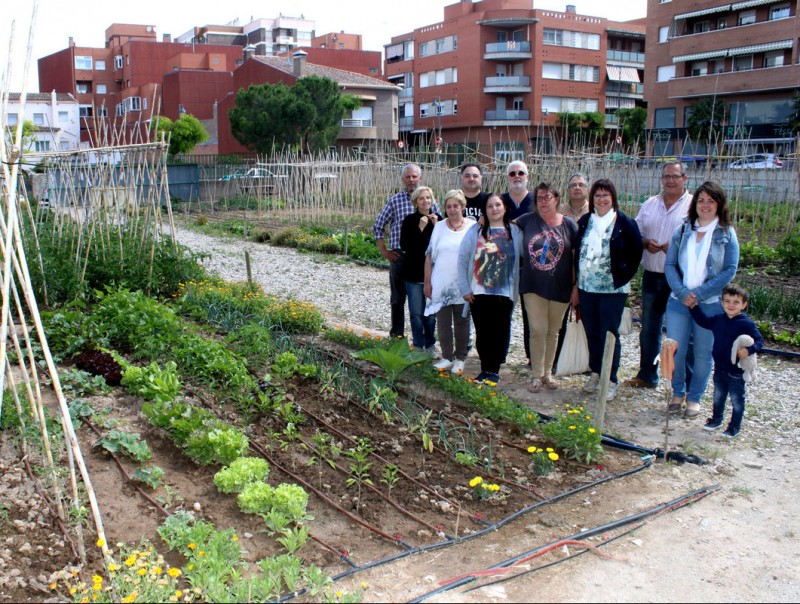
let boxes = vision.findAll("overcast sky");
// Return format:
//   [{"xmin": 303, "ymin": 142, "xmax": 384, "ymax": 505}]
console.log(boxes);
[{"xmin": 2, "ymin": 0, "xmax": 647, "ymax": 92}]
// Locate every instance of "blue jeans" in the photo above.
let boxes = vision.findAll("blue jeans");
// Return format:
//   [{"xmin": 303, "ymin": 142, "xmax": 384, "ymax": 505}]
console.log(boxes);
[
  {"xmin": 578, "ymin": 290, "xmax": 627, "ymax": 384},
  {"xmin": 712, "ymin": 370, "xmax": 746, "ymax": 432},
  {"xmin": 636, "ymin": 270, "xmax": 670, "ymax": 385},
  {"xmin": 666, "ymin": 297, "xmax": 721, "ymax": 402},
  {"xmin": 405, "ymin": 281, "xmax": 436, "ymax": 349},
  {"xmin": 389, "ymin": 253, "xmax": 407, "ymax": 337}
]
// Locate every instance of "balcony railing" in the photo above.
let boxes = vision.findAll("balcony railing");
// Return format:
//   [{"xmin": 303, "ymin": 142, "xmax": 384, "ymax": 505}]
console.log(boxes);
[
  {"xmin": 484, "ymin": 76, "xmax": 531, "ymax": 87},
  {"xmin": 399, "ymin": 87, "xmax": 414, "ymax": 99},
  {"xmin": 485, "ymin": 109, "xmax": 530, "ymax": 121},
  {"xmin": 341, "ymin": 119, "xmax": 373, "ymax": 128},
  {"xmin": 399, "ymin": 116, "xmax": 414, "ymax": 129},
  {"xmin": 485, "ymin": 41, "xmax": 531, "ymax": 54},
  {"xmin": 606, "ymin": 82, "xmax": 644, "ymax": 95},
  {"xmin": 606, "ymin": 50, "xmax": 645, "ymax": 64}
]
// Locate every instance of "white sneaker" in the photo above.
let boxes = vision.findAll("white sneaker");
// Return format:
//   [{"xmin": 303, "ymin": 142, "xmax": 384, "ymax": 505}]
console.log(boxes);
[
  {"xmin": 424, "ymin": 345, "xmax": 438, "ymax": 358},
  {"xmin": 606, "ymin": 381, "xmax": 618, "ymax": 401},
  {"xmin": 583, "ymin": 373, "xmax": 600, "ymax": 393},
  {"xmin": 450, "ymin": 359, "xmax": 465, "ymax": 375},
  {"xmin": 433, "ymin": 358, "xmax": 454, "ymax": 371}
]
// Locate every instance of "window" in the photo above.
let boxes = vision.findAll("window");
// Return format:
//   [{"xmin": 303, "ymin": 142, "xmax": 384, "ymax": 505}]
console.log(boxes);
[
  {"xmin": 419, "ymin": 68, "xmax": 457, "ymax": 88},
  {"xmin": 79, "ymin": 105, "xmax": 93, "ymax": 118},
  {"xmin": 33, "ymin": 141, "xmax": 51, "ymax": 152},
  {"xmin": 60, "ymin": 141, "xmax": 70, "ymax": 151},
  {"xmin": 713, "ymin": 59, "xmax": 725, "ymax": 73},
  {"xmin": 763, "ymin": 51, "xmax": 785, "ymax": 67},
  {"xmin": 75, "ymin": 55, "xmax": 93, "ymax": 70},
  {"xmin": 717, "ymin": 17, "xmax": 727, "ymax": 29},
  {"xmin": 58, "ymin": 111, "xmax": 69, "ymax": 122},
  {"xmin": 770, "ymin": 5, "xmax": 790, "ymax": 20},
  {"xmin": 693, "ymin": 21, "xmax": 710, "ymax": 33},
  {"xmin": 143, "ymin": 98, "xmax": 148, "ymax": 110},
  {"xmin": 95, "ymin": 60, "xmax": 106, "ymax": 70},
  {"xmin": 543, "ymin": 28, "xmax": 562, "ymax": 45},
  {"xmin": 114, "ymin": 55, "xmax": 123, "ymax": 69},
  {"xmin": 654, "ymin": 107, "xmax": 676, "ymax": 128},
  {"xmin": 512, "ymin": 97, "xmax": 523, "ymax": 111},
  {"xmin": 658, "ymin": 26, "xmax": 669, "ymax": 43},
  {"xmin": 8, "ymin": 113, "xmax": 18, "ymax": 125},
  {"xmin": 657, "ymin": 65, "xmax": 676, "ymax": 81},
  {"xmin": 97, "ymin": 107, "xmax": 108, "ymax": 118},
  {"xmin": 96, "ymin": 84, "xmax": 107, "ymax": 94},
  {"xmin": 33, "ymin": 113, "xmax": 45, "ymax": 126},
  {"xmin": 541, "ymin": 96, "xmax": 598, "ymax": 113},
  {"xmin": 733, "ymin": 54, "xmax": 753, "ymax": 71},
  {"xmin": 691, "ymin": 61, "xmax": 708, "ymax": 76},
  {"xmin": 738, "ymin": 10, "xmax": 756, "ymax": 26},
  {"xmin": 76, "ymin": 82, "xmax": 91, "ymax": 94}
]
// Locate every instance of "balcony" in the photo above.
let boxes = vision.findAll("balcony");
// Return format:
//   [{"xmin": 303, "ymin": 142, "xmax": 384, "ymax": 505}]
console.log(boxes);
[
  {"xmin": 484, "ymin": 109, "xmax": 531, "ymax": 127},
  {"xmin": 399, "ymin": 116, "xmax": 415, "ymax": 130},
  {"xmin": 606, "ymin": 50, "xmax": 645, "ymax": 65},
  {"xmin": 339, "ymin": 124, "xmax": 378, "ymax": 140},
  {"xmin": 668, "ymin": 18, "xmax": 797, "ymax": 59},
  {"xmin": 484, "ymin": 41, "xmax": 532, "ymax": 60},
  {"xmin": 399, "ymin": 87, "xmax": 414, "ymax": 99},
  {"xmin": 667, "ymin": 64, "xmax": 800, "ymax": 98},
  {"xmin": 606, "ymin": 81, "xmax": 645, "ymax": 96},
  {"xmin": 484, "ymin": 76, "xmax": 531, "ymax": 94},
  {"xmin": 341, "ymin": 119, "xmax": 373, "ymax": 128}
]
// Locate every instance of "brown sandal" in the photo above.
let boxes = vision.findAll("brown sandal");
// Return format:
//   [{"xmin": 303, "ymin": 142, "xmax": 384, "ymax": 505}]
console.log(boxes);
[
  {"xmin": 542, "ymin": 375, "xmax": 558, "ymax": 390},
  {"xmin": 528, "ymin": 379, "xmax": 543, "ymax": 393},
  {"xmin": 683, "ymin": 402, "xmax": 701, "ymax": 419},
  {"xmin": 668, "ymin": 396, "xmax": 684, "ymax": 415}
]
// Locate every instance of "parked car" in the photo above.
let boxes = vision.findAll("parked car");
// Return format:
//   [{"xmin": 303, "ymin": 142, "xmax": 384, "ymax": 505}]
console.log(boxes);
[
  {"xmin": 729, "ymin": 154, "xmax": 783, "ymax": 170},
  {"xmin": 219, "ymin": 167, "xmax": 287, "ymax": 195}
]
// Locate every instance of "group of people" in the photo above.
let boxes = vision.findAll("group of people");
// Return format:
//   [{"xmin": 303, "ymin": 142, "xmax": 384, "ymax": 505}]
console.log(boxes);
[{"xmin": 374, "ymin": 160, "xmax": 763, "ymax": 438}]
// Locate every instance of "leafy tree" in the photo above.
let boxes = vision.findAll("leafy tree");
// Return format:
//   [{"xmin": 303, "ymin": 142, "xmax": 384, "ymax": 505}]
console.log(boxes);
[
  {"xmin": 686, "ymin": 97, "xmax": 729, "ymax": 142},
  {"xmin": 4, "ymin": 119, "xmax": 37, "ymax": 152},
  {"xmin": 557, "ymin": 112, "xmax": 605, "ymax": 149},
  {"xmin": 153, "ymin": 114, "xmax": 209, "ymax": 157},
  {"xmin": 790, "ymin": 90, "xmax": 800, "ymax": 135},
  {"xmin": 229, "ymin": 76, "xmax": 355, "ymax": 153},
  {"xmin": 616, "ymin": 107, "xmax": 647, "ymax": 149}
]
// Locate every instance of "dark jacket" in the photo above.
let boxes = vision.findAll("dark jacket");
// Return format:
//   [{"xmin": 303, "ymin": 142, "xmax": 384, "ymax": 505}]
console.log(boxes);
[
  {"xmin": 400, "ymin": 210, "xmax": 442, "ymax": 283},
  {"xmin": 575, "ymin": 210, "xmax": 643, "ymax": 289},
  {"xmin": 689, "ymin": 307, "xmax": 764, "ymax": 375}
]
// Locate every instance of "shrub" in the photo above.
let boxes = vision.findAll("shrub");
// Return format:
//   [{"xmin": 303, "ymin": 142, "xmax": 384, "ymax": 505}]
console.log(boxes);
[
  {"xmin": 272, "ymin": 228, "xmax": 303, "ymax": 248},
  {"xmin": 541, "ymin": 404, "xmax": 604, "ymax": 464},
  {"xmin": 777, "ymin": 229, "xmax": 800, "ymax": 275}
]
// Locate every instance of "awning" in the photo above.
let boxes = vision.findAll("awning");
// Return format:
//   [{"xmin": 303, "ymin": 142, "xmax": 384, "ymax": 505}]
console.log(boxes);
[
  {"xmin": 673, "ymin": 49, "xmax": 728, "ymax": 63},
  {"xmin": 674, "ymin": 4, "xmax": 731, "ymax": 20},
  {"xmin": 731, "ymin": 0, "xmax": 775, "ymax": 9},
  {"xmin": 606, "ymin": 65, "xmax": 641, "ymax": 82},
  {"xmin": 728, "ymin": 40, "xmax": 793, "ymax": 56}
]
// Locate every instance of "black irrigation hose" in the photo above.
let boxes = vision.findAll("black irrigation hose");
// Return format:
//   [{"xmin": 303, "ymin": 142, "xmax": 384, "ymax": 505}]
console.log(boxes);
[
  {"xmin": 409, "ymin": 484, "xmax": 719, "ymax": 602},
  {"xmin": 275, "ymin": 457, "xmax": 653, "ymax": 603}
]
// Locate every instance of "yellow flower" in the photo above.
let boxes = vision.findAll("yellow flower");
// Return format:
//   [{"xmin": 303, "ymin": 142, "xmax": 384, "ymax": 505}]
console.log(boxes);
[
  {"xmin": 546, "ymin": 447, "xmax": 554, "ymax": 452},
  {"xmin": 137, "ymin": 568, "xmax": 147, "ymax": 576},
  {"xmin": 92, "ymin": 575, "xmax": 103, "ymax": 584},
  {"xmin": 198, "ymin": 551, "xmax": 205, "ymax": 557},
  {"xmin": 588, "ymin": 428, "xmax": 596, "ymax": 434},
  {"xmin": 548, "ymin": 452, "xmax": 559, "ymax": 461},
  {"xmin": 49, "ymin": 582, "xmax": 57, "ymax": 590},
  {"xmin": 361, "ymin": 581, "xmax": 368, "ymax": 589},
  {"xmin": 168, "ymin": 568, "xmax": 181, "ymax": 578},
  {"xmin": 96, "ymin": 539, "xmax": 105, "ymax": 548},
  {"xmin": 187, "ymin": 543, "xmax": 196, "ymax": 550},
  {"xmin": 121, "ymin": 592, "xmax": 138, "ymax": 603},
  {"xmin": 188, "ymin": 564, "xmax": 194, "ymax": 571},
  {"xmin": 527, "ymin": 446, "xmax": 536, "ymax": 453},
  {"xmin": 569, "ymin": 425, "xmax": 576, "ymax": 430},
  {"xmin": 232, "ymin": 535, "xmax": 239, "ymax": 542},
  {"xmin": 109, "ymin": 563, "xmax": 121, "ymax": 572},
  {"xmin": 92, "ymin": 583, "xmax": 102, "ymax": 592},
  {"xmin": 469, "ymin": 476, "xmax": 483, "ymax": 488},
  {"xmin": 125, "ymin": 556, "xmax": 136, "ymax": 567},
  {"xmin": 69, "ymin": 587, "xmax": 78, "ymax": 595},
  {"xmin": 175, "ymin": 591, "xmax": 183, "ymax": 598},
  {"xmin": 153, "ymin": 567, "xmax": 163, "ymax": 575}
]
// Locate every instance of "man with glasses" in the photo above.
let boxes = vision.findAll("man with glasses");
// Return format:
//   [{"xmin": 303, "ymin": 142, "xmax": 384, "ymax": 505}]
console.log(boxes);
[
  {"xmin": 625, "ymin": 161, "xmax": 692, "ymax": 388},
  {"xmin": 461, "ymin": 162, "xmax": 489, "ymax": 221},
  {"xmin": 560, "ymin": 173, "xmax": 590, "ymax": 222},
  {"xmin": 374, "ymin": 163, "xmax": 438, "ymax": 339}
]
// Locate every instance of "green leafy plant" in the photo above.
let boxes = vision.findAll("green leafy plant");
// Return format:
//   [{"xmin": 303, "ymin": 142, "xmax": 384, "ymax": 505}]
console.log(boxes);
[
  {"xmin": 454, "ymin": 451, "xmax": 479, "ymax": 467},
  {"xmin": 121, "ymin": 361, "xmax": 181, "ymax": 405},
  {"xmin": 185, "ymin": 425, "xmax": 249, "ymax": 466},
  {"xmin": 276, "ymin": 525, "xmax": 310, "ymax": 554},
  {"xmin": 541, "ymin": 404, "xmax": 604, "ymax": 464},
  {"xmin": 59, "ymin": 368, "xmax": 111, "ymax": 397},
  {"xmin": 94, "ymin": 429, "xmax": 152, "ymax": 462},
  {"xmin": 352, "ymin": 339, "xmax": 430, "ymax": 384},
  {"xmin": 131, "ymin": 465, "xmax": 165, "ymax": 489},
  {"xmin": 777, "ymin": 229, "xmax": 800, "ymax": 275},
  {"xmin": 345, "ymin": 437, "xmax": 374, "ymax": 510},
  {"xmin": 237, "ymin": 482, "xmax": 310, "ymax": 521},
  {"xmin": 468, "ymin": 476, "xmax": 501, "ymax": 501},
  {"xmin": 213, "ymin": 457, "xmax": 270, "ymax": 493},
  {"xmin": 380, "ymin": 464, "xmax": 400, "ymax": 492},
  {"xmin": 528, "ymin": 446, "xmax": 559, "ymax": 476}
]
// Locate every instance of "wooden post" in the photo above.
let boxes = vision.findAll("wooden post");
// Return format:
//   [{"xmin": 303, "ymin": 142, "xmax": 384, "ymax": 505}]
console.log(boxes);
[
  {"xmin": 593, "ymin": 331, "xmax": 617, "ymax": 431},
  {"xmin": 343, "ymin": 223, "xmax": 349, "ymax": 257},
  {"xmin": 245, "ymin": 250, "xmax": 252, "ymax": 283}
]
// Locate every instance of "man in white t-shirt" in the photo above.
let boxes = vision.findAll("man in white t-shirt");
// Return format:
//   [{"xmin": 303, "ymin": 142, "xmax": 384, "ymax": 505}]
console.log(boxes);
[{"xmin": 625, "ymin": 161, "xmax": 692, "ymax": 388}]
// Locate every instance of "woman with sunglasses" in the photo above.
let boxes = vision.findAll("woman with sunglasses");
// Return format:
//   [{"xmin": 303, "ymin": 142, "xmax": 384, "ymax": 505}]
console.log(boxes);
[
  {"xmin": 457, "ymin": 193, "xmax": 523, "ymax": 384},
  {"xmin": 574, "ymin": 179, "xmax": 642, "ymax": 401},
  {"xmin": 516, "ymin": 183, "xmax": 578, "ymax": 393}
]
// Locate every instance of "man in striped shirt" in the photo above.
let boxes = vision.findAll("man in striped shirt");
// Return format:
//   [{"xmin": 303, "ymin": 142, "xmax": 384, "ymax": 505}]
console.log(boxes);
[{"xmin": 625, "ymin": 161, "xmax": 692, "ymax": 388}]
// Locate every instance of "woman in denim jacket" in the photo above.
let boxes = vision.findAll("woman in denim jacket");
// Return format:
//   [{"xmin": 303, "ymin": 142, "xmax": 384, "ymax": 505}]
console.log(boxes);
[{"xmin": 665, "ymin": 181, "xmax": 739, "ymax": 418}]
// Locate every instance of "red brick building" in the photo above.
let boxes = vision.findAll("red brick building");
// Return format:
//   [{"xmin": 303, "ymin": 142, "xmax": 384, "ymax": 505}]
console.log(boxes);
[
  {"xmin": 384, "ymin": 0, "xmax": 645, "ymax": 160},
  {"xmin": 644, "ymin": 0, "xmax": 799, "ymax": 156}
]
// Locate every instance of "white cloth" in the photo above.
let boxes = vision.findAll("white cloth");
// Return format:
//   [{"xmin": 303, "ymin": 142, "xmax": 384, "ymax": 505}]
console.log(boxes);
[
  {"xmin": 585, "ymin": 210, "xmax": 616, "ymax": 260},
  {"xmin": 732, "ymin": 334, "xmax": 758, "ymax": 383},
  {"xmin": 635, "ymin": 190, "xmax": 692, "ymax": 273},
  {"xmin": 684, "ymin": 218, "xmax": 718, "ymax": 291},
  {"xmin": 424, "ymin": 218, "xmax": 472, "ymax": 316}
]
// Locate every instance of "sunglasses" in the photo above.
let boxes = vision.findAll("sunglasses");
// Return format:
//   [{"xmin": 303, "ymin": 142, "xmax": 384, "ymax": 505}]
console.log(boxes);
[{"xmin": 508, "ymin": 171, "xmax": 527, "ymax": 177}]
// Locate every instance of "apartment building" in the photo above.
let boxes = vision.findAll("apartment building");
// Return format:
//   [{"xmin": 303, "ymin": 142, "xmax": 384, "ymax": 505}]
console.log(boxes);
[
  {"xmin": 384, "ymin": 0, "xmax": 645, "ymax": 161},
  {"xmin": 217, "ymin": 51, "xmax": 400, "ymax": 155},
  {"xmin": 176, "ymin": 15, "xmax": 316, "ymax": 56},
  {"xmin": 5, "ymin": 92, "xmax": 80, "ymax": 156},
  {"xmin": 644, "ymin": 0, "xmax": 799, "ymax": 155},
  {"xmin": 38, "ymin": 24, "xmax": 243, "ymax": 144}
]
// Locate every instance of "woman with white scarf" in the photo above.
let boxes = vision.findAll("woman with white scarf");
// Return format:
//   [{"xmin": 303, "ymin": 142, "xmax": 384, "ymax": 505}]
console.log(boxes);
[
  {"xmin": 665, "ymin": 181, "xmax": 739, "ymax": 419},
  {"xmin": 574, "ymin": 179, "xmax": 643, "ymax": 400}
]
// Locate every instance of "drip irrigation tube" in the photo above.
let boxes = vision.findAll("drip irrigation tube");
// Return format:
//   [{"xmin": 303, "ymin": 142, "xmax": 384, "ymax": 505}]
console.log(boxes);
[
  {"xmin": 409, "ymin": 484, "xmax": 719, "ymax": 602},
  {"xmin": 276, "ymin": 458, "xmax": 652, "ymax": 603}
]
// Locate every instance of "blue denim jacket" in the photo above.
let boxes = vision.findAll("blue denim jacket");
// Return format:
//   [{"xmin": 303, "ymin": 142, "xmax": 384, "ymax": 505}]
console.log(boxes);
[{"xmin": 665, "ymin": 222, "xmax": 739, "ymax": 303}]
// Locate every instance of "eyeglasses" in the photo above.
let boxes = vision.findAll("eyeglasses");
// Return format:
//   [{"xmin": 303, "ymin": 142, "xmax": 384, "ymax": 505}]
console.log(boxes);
[
  {"xmin": 536, "ymin": 195, "xmax": 554, "ymax": 202},
  {"xmin": 508, "ymin": 171, "xmax": 528, "ymax": 177},
  {"xmin": 568, "ymin": 182, "xmax": 587, "ymax": 188},
  {"xmin": 662, "ymin": 174, "xmax": 686, "ymax": 180}
]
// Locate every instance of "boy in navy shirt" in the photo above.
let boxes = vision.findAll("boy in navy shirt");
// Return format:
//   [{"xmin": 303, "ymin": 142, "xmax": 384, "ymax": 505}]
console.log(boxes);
[{"xmin": 689, "ymin": 283, "xmax": 763, "ymax": 438}]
